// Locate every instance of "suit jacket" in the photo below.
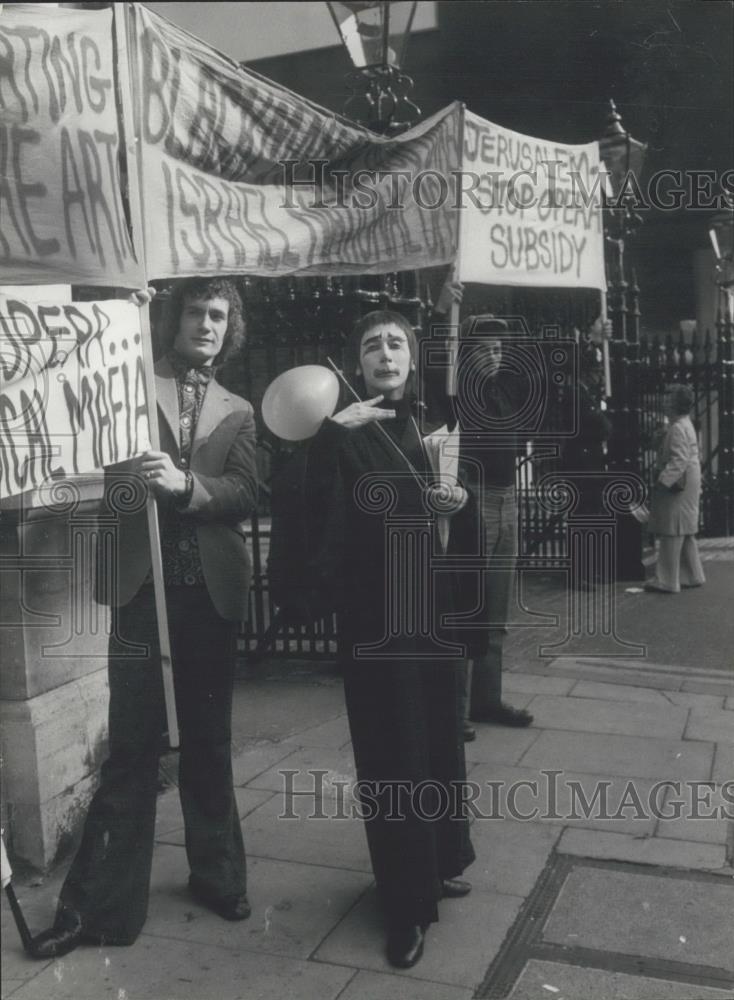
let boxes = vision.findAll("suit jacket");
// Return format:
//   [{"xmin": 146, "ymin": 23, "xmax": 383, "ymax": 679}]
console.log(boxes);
[{"xmin": 105, "ymin": 357, "xmax": 258, "ymax": 621}]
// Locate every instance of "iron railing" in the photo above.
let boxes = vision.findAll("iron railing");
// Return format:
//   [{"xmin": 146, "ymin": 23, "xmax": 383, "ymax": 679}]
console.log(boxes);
[{"xmin": 210, "ymin": 271, "xmax": 732, "ymax": 656}]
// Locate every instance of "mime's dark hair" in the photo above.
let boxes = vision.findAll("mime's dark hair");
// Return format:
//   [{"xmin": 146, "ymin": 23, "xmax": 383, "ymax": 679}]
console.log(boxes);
[{"xmin": 344, "ymin": 310, "xmax": 418, "ymax": 400}]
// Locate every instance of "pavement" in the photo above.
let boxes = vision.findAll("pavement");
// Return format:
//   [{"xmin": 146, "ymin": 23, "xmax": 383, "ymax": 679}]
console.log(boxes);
[{"xmin": 2, "ymin": 539, "xmax": 733, "ymax": 1000}]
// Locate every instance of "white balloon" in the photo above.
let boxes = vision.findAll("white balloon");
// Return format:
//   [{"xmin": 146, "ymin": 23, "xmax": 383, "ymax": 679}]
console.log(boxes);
[{"xmin": 261, "ymin": 365, "xmax": 340, "ymax": 441}]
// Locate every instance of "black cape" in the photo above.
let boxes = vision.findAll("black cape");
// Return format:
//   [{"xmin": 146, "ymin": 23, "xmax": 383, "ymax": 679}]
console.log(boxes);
[{"xmin": 304, "ymin": 401, "xmax": 475, "ymax": 929}]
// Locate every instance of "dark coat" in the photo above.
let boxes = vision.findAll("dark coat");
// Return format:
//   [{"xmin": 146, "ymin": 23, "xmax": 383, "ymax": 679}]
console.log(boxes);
[{"xmin": 304, "ymin": 403, "xmax": 475, "ymax": 929}]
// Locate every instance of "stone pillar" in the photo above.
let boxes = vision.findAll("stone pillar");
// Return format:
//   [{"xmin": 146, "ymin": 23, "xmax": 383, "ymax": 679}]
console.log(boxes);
[{"xmin": 0, "ymin": 484, "xmax": 110, "ymax": 871}]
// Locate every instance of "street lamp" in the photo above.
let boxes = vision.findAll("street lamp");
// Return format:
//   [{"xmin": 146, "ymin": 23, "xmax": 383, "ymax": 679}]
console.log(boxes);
[
  {"xmin": 598, "ymin": 99, "xmax": 647, "ymax": 241},
  {"xmin": 326, "ymin": 1, "xmax": 420, "ymax": 134}
]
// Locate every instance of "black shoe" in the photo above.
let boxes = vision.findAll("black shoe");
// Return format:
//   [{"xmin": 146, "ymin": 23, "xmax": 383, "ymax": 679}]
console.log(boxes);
[
  {"xmin": 462, "ymin": 721, "xmax": 476, "ymax": 742},
  {"xmin": 471, "ymin": 703, "xmax": 534, "ymax": 727},
  {"xmin": 188, "ymin": 876, "xmax": 251, "ymax": 921},
  {"xmin": 386, "ymin": 923, "xmax": 425, "ymax": 969},
  {"xmin": 28, "ymin": 906, "xmax": 83, "ymax": 960},
  {"xmin": 442, "ymin": 878, "xmax": 472, "ymax": 898}
]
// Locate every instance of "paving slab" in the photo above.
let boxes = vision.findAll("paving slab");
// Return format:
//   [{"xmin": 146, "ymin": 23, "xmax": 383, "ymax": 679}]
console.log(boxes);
[
  {"xmin": 526, "ymin": 695, "xmax": 688, "ymax": 740},
  {"xmin": 463, "ymin": 723, "xmax": 541, "ymax": 767},
  {"xmin": 504, "ymin": 674, "xmax": 577, "ymax": 696},
  {"xmin": 519, "ymin": 730, "xmax": 714, "ymax": 781},
  {"xmin": 231, "ymin": 738, "xmax": 302, "ymax": 786},
  {"xmin": 654, "ymin": 784, "xmax": 734, "ymax": 845},
  {"xmin": 245, "ymin": 745, "xmax": 358, "ymax": 794},
  {"xmin": 141, "ymin": 847, "xmax": 372, "ymax": 958},
  {"xmin": 0, "ymin": 911, "xmax": 53, "ymax": 997},
  {"xmin": 546, "ymin": 660, "xmax": 683, "ymax": 691},
  {"xmin": 338, "ymin": 969, "xmax": 474, "ymax": 1000},
  {"xmin": 155, "ymin": 787, "xmax": 274, "ymax": 839},
  {"xmin": 242, "ymin": 789, "xmax": 372, "ymax": 872},
  {"xmin": 466, "ymin": 762, "xmax": 659, "ymax": 835},
  {"xmin": 681, "ymin": 680, "xmax": 734, "ymax": 697},
  {"xmin": 506, "ymin": 959, "xmax": 734, "ymax": 999},
  {"xmin": 685, "ymin": 708, "xmax": 734, "ymax": 744},
  {"xmin": 665, "ymin": 691, "xmax": 726, "ymax": 710},
  {"xmin": 463, "ymin": 817, "xmax": 561, "ymax": 896},
  {"xmin": 567, "ymin": 680, "xmax": 673, "ymax": 704},
  {"xmin": 1, "ymin": 865, "xmax": 70, "ymax": 991},
  {"xmin": 292, "ymin": 713, "xmax": 351, "ymax": 748},
  {"xmin": 553, "ymin": 656, "xmax": 730, "ymax": 680},
  {"xmin": 314, "ymin": 885, "xmax": 522, "ymax": 990},
  {"xmin": 231, "ymin": 671, "xmax": 346, "ymax": 745},
  {"xmin": 543, "ymin": 867, "xmax": 734, "ymax": 974},
  {"xmin": 6, "ymin": 936, "xmax": 353, "ymax": 1000},
  {"xmin": 713, "ymin": 743, "xmax": 734, "ymax": 783},
  {"xmin": 557, "ymin": 828, "xmax": 727, "ymax": 869}
]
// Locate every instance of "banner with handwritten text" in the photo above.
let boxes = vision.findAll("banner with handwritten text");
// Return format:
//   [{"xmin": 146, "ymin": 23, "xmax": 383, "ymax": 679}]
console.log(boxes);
[
  {"xmin": 0, "ymin": 7, "xmax": 141, "ymax": 286},
  {"xmin": 134, "ymin": 5, "xmax": 460, "ymax": 279},
  {"xmin": 0, "ymin": 295, "xmax": 150, "ymax": 499},
  {"xmin": 459, "ymin": 111, "xmax": 606, "ymax": 289}
]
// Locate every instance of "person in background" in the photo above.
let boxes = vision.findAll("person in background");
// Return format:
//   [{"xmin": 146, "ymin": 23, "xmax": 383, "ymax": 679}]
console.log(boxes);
[
  {"xmin": 645, "ymin": 383, "xmax": 705, "ymax": 593},
  {"xmin": 30, "ymin": 277, "xmax": 258, "ymax": 958},
  {"xmin": 427, "ymin": 279, "xmax": 531, "ymax": 734},
  {"xmin": 433, "ymin": 279, "xmax": 612, "ymax": 732},
  {"xmin": 453, "ymin": 316, "xmax": 536, "ymax": 729}
]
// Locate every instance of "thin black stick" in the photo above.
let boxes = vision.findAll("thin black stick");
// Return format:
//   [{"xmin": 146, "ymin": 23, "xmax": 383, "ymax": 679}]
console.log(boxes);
[
  {"xmin": 4, "ymin": 884, "xmax": 34, "ymax": 953},
  {"xmin": 325, "ymin": 357, "xmax": 425, "ymax": 485}
]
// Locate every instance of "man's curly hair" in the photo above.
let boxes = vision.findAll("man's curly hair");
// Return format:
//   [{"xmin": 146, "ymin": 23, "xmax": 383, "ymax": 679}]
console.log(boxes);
[{"xmin": 159, "ymin": 277, "xmax": 246, "ymax": 365}]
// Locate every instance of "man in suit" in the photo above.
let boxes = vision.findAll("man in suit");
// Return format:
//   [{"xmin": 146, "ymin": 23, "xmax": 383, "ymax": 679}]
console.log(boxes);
[{"xmin": 31, "ymin": 278, "xmax": 258, "ymax": 958}]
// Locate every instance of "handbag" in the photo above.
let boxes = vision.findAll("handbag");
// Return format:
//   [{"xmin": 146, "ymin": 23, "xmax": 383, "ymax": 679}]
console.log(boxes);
[{"xmin": 669, "ymin": 469, "xmax": 687, "ymax": 493}]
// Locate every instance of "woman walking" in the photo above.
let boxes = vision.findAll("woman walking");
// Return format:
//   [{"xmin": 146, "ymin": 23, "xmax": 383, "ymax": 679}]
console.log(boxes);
[{"xmin": 645, "ymin": 384, "xmax": 706, "ymax": 593}]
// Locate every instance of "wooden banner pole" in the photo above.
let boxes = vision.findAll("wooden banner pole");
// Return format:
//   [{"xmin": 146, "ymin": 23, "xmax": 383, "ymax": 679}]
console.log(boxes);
[
  {"xmin": 446, "ymin": 103, "xmax": 466, "ymax": 398},
  {"xmin": 113, "ymin": 2, "xmax": 178, "ymax": 747}
]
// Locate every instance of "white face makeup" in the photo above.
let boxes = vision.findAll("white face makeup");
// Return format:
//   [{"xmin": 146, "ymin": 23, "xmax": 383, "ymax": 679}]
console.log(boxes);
[{"xmin": 358, "ymin": 323, "xmax": 413, "ymax": 399}]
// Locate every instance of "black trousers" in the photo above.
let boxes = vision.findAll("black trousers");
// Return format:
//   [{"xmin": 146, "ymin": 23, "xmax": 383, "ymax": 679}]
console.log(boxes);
[
  {"xmin": 59, "ymin": 585, "xmax": 246, "ymax": 944},
  {"xmin": 342, "ymin": 656, "xmax": 474, "ymax": 931}
]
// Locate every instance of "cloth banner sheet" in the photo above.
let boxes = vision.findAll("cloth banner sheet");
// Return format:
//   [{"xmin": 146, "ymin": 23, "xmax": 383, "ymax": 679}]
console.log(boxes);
[
  {"xmin": 459, "ymin": 110, "xmax": 606, "ymax": 289},
  {"xmin": 0, "ymin": 6, "xmax": 141, "ymax": 286},
  {"xmin": 0, "ymin": 294, "xmax": 151, "ymax": 500},
  {"xmin": 133, "ymin": 5, "xmax": 460, "ymax": 279}
]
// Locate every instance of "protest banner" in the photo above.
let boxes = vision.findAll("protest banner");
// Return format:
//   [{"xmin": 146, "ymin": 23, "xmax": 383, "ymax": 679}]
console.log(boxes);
[
  {"xmin": 0, "ymin": 294, "xmax": 151, "ymax": 500},
  {"xmin": 130, "ymin": 5, "xmax": 460, "ymax": 279},
  {"xmin": 0, "ymin": 6, "xmax": 141, "ymax": 286},
  {"xmin": 458, "ymin": 110, "xmax": 606, "ymax": 290}
]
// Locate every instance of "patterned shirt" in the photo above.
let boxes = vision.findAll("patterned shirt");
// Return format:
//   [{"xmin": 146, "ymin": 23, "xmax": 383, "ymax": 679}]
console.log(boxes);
[{"xmin": 159, "ymin": 352, "xmax": 215, "ymax": 587}]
